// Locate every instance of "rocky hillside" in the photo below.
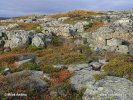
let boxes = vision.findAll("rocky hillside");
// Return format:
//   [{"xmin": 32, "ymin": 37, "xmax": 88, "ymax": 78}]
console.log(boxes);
[{"xmin": 0, "ymin": 10, "xmax": 133, "ymax": 100}]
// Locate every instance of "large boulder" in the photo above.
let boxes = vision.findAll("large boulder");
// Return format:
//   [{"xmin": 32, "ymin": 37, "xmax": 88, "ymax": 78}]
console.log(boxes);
[
  {"xmin": 111, "ymin": 18, "xmax": 133, "ymax": 33},
  {"xmin": 4, "ymin": 30, "xmax": 33, "ymax": 49},
  {"xmin": 83, "ymin": 76, "xmax": 133, "ymax": 100},
  {"xmin": 106, "ymin": 38, "xmax": 123, "ymax": 46},
  {"xmin": 74, "ymin": 21, "xmax": 90, "ymax": 32},
  {"xmin": 87, "ymin": 17, "xmax": 133, "ymax": 54},
  {"xmin": 4, "ymin": 36, "xmax": 29, "ymax": 48},
  {"xmin": 70, "ymin": 69, "xmax": 101, "ymax": 90},
  {"xmin": 0, "ymin": 70, "xmax": 49, "ymax": 94},
  {"xmin": 32, "ymin": 33, "xmax": 46, "ymax": 47}
]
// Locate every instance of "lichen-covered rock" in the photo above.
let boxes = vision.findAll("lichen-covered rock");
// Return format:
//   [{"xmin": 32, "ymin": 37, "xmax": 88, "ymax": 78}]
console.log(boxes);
[
  {"xmin": 0, "ymin": 70, "xmax": 49, "ymax": 94},
  {"xmin": 116, "ymin": 45, "xmax": 129, "ymax": 54},
  {"xmin": 106, "ymin": 38, "xmax": 123, "ymax": 47},
  {"xmin": 32, "ymin": 33, "xmax": 46, "ymax": 47},
  {"xmin": 68, "ymin": 64, "xmax": 90, "ymax": 72},
  {"xmin": 111, "ymin": 18, "xmax": 133, "ymax": 33},
  {"xmin": 4, "ymin": 36, "xmax": 29, "ymax": 48},
  {"xmin": 74, "ymin": 21, "xmax": 90, "ymax": 32},
  {"xmin": 70, "ymin": 69, "xmax": 101, "ymax": 90},
  {"xmin": 87, "ymin": 17, "xmax": 133, "ymax": 54},
  {"xmin": 83, "ymin": 76, "xmax": 133, "ymax": 100},
  {"xmin": 89, "ymin": 62, "xmax": 102, "ymax": 71},
  {"xmin": 4, "ymin": 30, "xmax": 34, "ymax": 48}
]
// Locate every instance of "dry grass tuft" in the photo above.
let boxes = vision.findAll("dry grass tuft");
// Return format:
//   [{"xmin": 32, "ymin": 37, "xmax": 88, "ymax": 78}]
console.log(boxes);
[
  {"xmin": 102, "ymin": 60, "xmax": 133, "ymax": 81},
  {"xmin": 85, "ymin": 22, "xmax": 104, "ymax": 32}
]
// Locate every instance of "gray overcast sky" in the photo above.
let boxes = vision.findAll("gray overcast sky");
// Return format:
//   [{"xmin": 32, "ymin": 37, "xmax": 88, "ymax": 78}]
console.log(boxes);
[{"xmin": 0, "ymin": 0, "xmax": 133, "ymax": 17}]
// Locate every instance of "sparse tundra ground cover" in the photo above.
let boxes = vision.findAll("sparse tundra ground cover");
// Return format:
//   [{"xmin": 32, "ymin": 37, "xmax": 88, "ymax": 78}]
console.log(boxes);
[{"xmin": 0, "ymin": 10, "xmax": 133, "ymax": 100}]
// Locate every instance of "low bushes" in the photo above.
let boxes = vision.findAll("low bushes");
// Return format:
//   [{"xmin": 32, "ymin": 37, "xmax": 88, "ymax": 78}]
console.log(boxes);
[
  {"xmin": 77, "ymin": 45, "xmax": 92, "ymax": 55},
  {"xmin": 102, "ymin": 60, "xmax": 133, "ymax": 81},
  {"xmin": 51, "ymin": 37, "xmax": 64, "ymax": 46},
  {"xmin": 38, "ymin": 44, "xmax": 90, "ymax": 65},
  {"xmin": 85, "ymin": 21, "xmax": 104, "ymax": 32},
  {"xmin": 19, "ymin": 62, "xmax": 40, "ymax": 71},
  {"xmin": 62, "ymin": 17, "xmax": 91, "ymax": 25},
  {"xmin": 50, "ymin": 81, "xmax": 86, "ymax": 100},
  {"xmin": 40, "ymin": 65, "xmax": 61, "ymax": 74}
]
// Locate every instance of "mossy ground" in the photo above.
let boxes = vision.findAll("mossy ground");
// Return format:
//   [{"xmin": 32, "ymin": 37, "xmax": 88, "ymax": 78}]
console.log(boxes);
[{"xmin": 102, "ymin": 53, "xmax": 133, "ymax": 81}]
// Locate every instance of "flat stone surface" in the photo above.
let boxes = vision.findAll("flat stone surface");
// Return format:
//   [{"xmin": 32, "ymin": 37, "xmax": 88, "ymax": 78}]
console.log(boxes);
[{"xmin": 83, "ymin": 76, "xmax": 133, "ymax": 100}]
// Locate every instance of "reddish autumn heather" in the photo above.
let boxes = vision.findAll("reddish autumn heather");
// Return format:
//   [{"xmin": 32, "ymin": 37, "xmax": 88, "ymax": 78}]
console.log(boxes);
[{"xmin": 50, "ymin": 70, "xmax": 71, "ymax": 86}]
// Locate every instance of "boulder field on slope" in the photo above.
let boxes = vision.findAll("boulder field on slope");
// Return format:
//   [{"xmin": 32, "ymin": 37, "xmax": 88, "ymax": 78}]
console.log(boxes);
[
  {"xmin": 0, "ymin": 11, "xmax": 133, "ymax": 99},
  {"xmin": 86, "ymin": 17, "xmax": 133, "ymax": 54},
  {"xmin": 0, "ymin": 11, "xmax": 133, "ymax": 54},
  {"xmin": 0, "ymin": 30, "xmax": 52, "ymax": 50}
]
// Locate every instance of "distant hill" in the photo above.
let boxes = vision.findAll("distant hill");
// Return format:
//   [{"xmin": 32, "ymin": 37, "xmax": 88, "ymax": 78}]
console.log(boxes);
[
  {"xmin": 48, "ymin": 10, "xmax": 104, "ymax": 18},
  {"xmin": 0, "ymin": 17, "xmax": 10, "ymax": 20}
]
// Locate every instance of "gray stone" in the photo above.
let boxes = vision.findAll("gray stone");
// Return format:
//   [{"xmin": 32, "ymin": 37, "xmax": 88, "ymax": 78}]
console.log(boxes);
[
  {"xmin": 2, "ymin": 67, "xmax": 11, "ymax": 75},
  {"xmin": 53, "ymin": 64, "xmax": 66, "ymax": 69},
  {"xmin": 0, "ymin": 70, "xmax": 49, "ymax": 93},
  {"xmin": 74, "ymin": 21, "xmax": 90, "ymax": 32},
  {"xmin": 129, "ymin": 47, "xmax": 133, "ymax": 55},
  {"xmin": 58, "ymin": 17, "xmax": 70, "ymax": 21},
  {"xmin": 43, "ymin": 73, "xmax": 50, "ymax": 80},
  {"xmin": 7, "ymin": 23, "xmax": 19, "ymax": 29},
  {"xmin": 70, "ymin": 69, "xmax": 101, "ymax": 90},
  {"xmin": 111, "ymin": 18, "xmax": 133, "ymax": 33},
  {"xmin": 4, "ymin": 30, "xmax": 32, "ymax": 49},
  {"xmin": 0, "ymin": 40, "xmax": 4, "ymax": 46},
  {"xmin": 15, "ymin": 58, "xmax": 33, "ymax": 67},
  {"xmin": 0, "ymin": 32, "xmax": 2, "ymax": 37},
  {"xmin": 106, "ymin": 38, "xmax": 123, "ymax": 46},
  {"xmin": 17, "ymin": 54, "xmax": 36, "ymax": 61},
  {"xmin": 68, "ymin": 64, "xmax": 91, "ymax": 72},
  {"xmin": 32, "ymin": 34, "xmax": 46, "ymax": 47},
  {"xmin": 4, "ymin": 36, "xmax": 28, "ymax": 48},
  {"xmin": 4, "ymin": 47, "xmax": 11, "ymax": 52},
  {"xmin": 83, "ymin": 76, "xmax": 133, "ymax": 100},
  {"xmin": 74, "ymin": 38, "xmax": 87, "ymax": 45},
  {"xmin": 116, "ymin": 45, "xmax": 129, "ymax": 54},
  {"xmin": 15, "ymin": 54, "xmax": 42, "ymax": 67},
  {"xmin": 99, "ymin": 59, "xmax": 108, "ymax": 65},
  {"xmin": 89, "ymin": 62, "xmax": 102, "ymax": 71}
]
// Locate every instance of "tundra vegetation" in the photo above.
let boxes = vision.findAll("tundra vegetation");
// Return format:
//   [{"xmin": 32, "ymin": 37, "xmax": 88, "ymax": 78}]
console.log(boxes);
[{"xmin": 0, "ymin": 10, "xmax": 133, "ymax": 99}]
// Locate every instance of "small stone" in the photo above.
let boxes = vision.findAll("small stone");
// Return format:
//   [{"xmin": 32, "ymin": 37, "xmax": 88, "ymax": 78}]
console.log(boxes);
[{"xmin": 89, "ymin": 62, "xmax": 102, "ymax": 71}]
